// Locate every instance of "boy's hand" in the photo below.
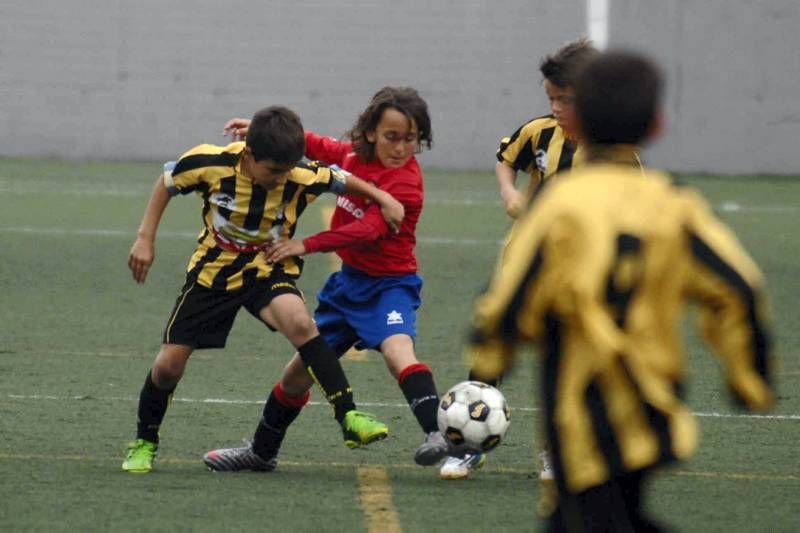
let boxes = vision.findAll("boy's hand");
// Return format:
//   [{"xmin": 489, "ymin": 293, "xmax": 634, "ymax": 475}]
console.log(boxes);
[
  {"xmin": 264, "ymin": 239, "xmax": 306, "ymax": 264},
  {"xmin": 379, "ymin": 194, "xmax": 405, "ymax": 233},
  {"xmin": 128, "ymin": 237, "xmax": 155, "ymax": 283},
  {"xmin": 222, "ymin": 118, "xmax": 251, "ymax": 141},
  {"xmin": 501, "ymin": 188, "xmax": 524, "ymax": 219}
]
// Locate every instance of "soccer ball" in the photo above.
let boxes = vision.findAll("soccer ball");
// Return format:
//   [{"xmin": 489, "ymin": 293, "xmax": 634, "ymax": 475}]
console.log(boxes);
[{"xmin": 437, "ymin": 381, "xmax": 510, "ymax": 453}]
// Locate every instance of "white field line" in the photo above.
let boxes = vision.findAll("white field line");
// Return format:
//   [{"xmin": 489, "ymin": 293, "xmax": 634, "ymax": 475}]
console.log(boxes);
[
  {"xmin": 0, "ymin": 181, "xmax": 798, "ymax": 212},
  {"xmin": 6, "ymin": 393, "xmax": 800, "ymax": 421}
]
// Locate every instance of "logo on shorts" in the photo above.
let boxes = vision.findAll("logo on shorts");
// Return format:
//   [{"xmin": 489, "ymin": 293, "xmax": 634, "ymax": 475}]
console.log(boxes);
[{"xmin": 386, "ymin": 310, "xmax": 404, "ymax": 325}]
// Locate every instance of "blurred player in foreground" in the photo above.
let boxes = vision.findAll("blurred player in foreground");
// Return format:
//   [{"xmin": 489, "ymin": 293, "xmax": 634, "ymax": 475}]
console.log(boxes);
[
  {"xmin": 207, "ymin": 86, "xmax": 453, "ymax": 468},
  {"xmin": 468, "ymin": 50, "xmax": 774, "ymax": 531},
  {"xmin": 444, "ymin": 38, "xmax": 602, "ymax": 481},
  {"xmin": 123, "ymin": 106, "xmax": 403, "ymax": 473}
]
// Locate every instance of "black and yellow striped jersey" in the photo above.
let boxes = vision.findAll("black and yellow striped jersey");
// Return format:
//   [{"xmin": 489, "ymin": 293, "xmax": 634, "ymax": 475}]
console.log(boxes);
[
  {"xmin": 469, "ymin": 148, "xmax": 774, "ymax": 493},
  {"xmin": 496, "ymin": 115, "xmax": 585, "ymax": 199},
  {"xmin": 164, "ymin": 142, "xmax": 343, "ymax": 291}
]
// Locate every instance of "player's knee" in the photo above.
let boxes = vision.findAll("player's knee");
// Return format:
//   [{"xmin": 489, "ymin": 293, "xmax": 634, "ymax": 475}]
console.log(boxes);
[
  {"xmin": 380, "ymin": 335, "xmax": 419, "ymax": 379},
  {"xmin": 153, "ymin": 345, "xmax": 191, "ymax": 387},
  {"xmin": 282, "ymin": 311, "xmax": 318, "ymax": 341}
]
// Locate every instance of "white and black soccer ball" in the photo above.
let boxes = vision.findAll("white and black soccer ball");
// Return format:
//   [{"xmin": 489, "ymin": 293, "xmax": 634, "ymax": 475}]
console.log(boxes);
[{"xmin": 437, "ymin": 381, "xmax": 510, "ymax": 453}]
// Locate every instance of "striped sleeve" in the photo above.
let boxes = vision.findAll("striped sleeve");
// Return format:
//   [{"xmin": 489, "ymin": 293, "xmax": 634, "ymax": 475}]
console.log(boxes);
[
  {"xmin": 289, "ymin": 160, "xmax": 347, "ymax": 197},
  {"xmin": 168, "ymin": 145, "xmax": 239, "ymax": 196},
  {"xmin": 466, "ymin": 208, "xmax": 555, "ymax": 380},
  {"xmin": 496, "ymin": 118, "xmax": 546, "ymax": 172},
  {"xmin": 684, "ymin": 194, "xmax": 774, "ymax": 411}
]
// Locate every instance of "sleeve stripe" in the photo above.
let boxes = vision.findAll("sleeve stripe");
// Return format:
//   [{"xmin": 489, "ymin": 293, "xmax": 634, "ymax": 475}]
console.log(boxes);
[
  {"xmin": 556, "ymin": 139, "xmax": 577, "ymax": 172},
  {"xmin": 689, "ymin": 233, "xmax": 770, "ymax": 380},
  {"xmin": 499, "ymin": 247, "xmax": 545, "ymax": 340},
  {"xmin": 536, "ymin": 127, "xmax": 555, "ymax": 153},
  {"xmin": 173, "ymin": 152, "xmax": 240, "ymax": 175},
  {"xmin": 510, "ymin": 138, "xmax": 535, "ymax": 172}
]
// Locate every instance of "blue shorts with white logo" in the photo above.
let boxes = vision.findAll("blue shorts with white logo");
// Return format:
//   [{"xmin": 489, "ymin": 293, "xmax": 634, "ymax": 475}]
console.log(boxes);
[{"xmin": 314, "ymin": 265, "xmax": 422, "ymax": 355}]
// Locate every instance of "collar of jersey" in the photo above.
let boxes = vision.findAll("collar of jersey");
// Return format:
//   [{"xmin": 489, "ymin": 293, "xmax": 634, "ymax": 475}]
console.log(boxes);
[{"xmin": 584, "ymin": 144, "xmax": 641, "ymax": 167}]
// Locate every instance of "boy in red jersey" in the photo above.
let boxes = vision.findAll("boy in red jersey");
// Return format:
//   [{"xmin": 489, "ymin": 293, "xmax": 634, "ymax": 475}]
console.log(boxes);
[{"xmin": 205, "ymin": 87, "xmax": 452, "ymax": 469}]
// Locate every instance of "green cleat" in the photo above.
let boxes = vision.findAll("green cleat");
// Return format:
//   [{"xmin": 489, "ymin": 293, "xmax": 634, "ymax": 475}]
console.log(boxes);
[
  {"xmin": 122, "ymin": 438, "xmax": 158, "ymax": 473},
  {"xmin": 341, "ymin": 410, "xmax": 388, "ymax": 449}
]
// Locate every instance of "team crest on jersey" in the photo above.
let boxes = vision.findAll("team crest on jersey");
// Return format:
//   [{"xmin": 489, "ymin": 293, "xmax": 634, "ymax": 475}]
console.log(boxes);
[
  {"xmin": 213, "ymin": 193, "xmax": 236, "ymax": 210},
  {"xmin": 269, "ymin": 203, "xmax": 288, "ymax": 241},
  {"xmin": 534, "ymin": 149, "xmax": 548, "ymax": 174}
]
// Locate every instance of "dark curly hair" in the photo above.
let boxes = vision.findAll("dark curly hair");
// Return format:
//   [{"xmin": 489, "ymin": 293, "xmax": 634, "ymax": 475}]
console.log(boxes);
[
  {"xmin": 539, "ymin": 37, "xmax": 599, "ymax": 89},
  {"xmin": 346, "ymin": 86, "xmax": 433, "ymax": 161}
]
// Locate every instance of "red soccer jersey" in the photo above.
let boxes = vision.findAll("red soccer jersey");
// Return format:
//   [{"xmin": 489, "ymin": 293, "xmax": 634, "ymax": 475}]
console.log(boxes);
[{"xmin": 301, "ymin": 131, "xmax": 423, "ymax": 276}]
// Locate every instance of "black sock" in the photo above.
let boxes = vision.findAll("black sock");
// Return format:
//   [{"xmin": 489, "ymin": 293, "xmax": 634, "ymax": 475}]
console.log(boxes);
[
  {"xmin": 468, "ymin": 368, "xmax": 501, "ymax": 388},
  {"xmin": 252, "ymin": 384, "xmax": 307, "ymax": 459},
  {"xmin": 398, "ymin": 363, "xmax": 439, "ymax": 433},
  {"xmin": 135, "ymin": 370, "xmax": 175, "ymax": 444},
  {"xmin": 297, "ymin": 335, "xmax": 355, "ymax": 423}
]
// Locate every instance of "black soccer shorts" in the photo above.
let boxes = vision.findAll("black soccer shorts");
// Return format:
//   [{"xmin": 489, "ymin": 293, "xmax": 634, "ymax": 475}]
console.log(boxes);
[{"xmin": 162, "ymin": 271, "xmax": 303, "ymax": 349}]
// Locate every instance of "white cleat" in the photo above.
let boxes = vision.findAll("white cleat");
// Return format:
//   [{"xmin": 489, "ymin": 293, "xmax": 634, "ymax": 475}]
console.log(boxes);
[{"xmin": 439, "ymin": 452, "xmax": 486, "ymax": 480}]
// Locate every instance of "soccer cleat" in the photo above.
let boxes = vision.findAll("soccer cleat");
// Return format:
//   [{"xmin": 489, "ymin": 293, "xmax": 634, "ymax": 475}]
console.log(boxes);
[
  {"xmin": 439, "ymin": 452, "xmax": 487, "ymax": 480},
  {"xmin": 341, "ymin": 410, "xmax": 389, "ymax": 449},
  {"xmin": 122, "ymin": 438, "xmax": 158, "ymax": 473},
  {"xmin": 203, "ymin": 442, "xmax": 277, "ymax": 472},
  {"xmin": 537, "ymin": 478, "xmax": 559, "ymax": 518},
  {"xmin": 414, "ymin": 431, "xmax": 450, "ymax": 466},
  {"xmin": 539, "ymin": 450, "xmax": 554, "ymax": 481},
  {"xmin": 535, "ymin": 450, "xmax": 558, "ymax": 516}
]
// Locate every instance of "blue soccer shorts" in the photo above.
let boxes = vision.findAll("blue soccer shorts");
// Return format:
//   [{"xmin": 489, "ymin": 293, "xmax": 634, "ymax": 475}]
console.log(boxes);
[{"xmin": 314, "ymin": 265, "xmax": 422, "ymax": 355}]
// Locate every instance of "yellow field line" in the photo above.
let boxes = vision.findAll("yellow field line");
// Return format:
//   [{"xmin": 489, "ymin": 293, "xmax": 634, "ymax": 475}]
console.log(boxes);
[
  {"xmin": 1, "ymin": 452, "xmax": 798, "ymax": 483},
  {"xmin": 357, "ymin": 466, "xmax": 403, "ymax": 533},
  {"xmin": 320, "ymin": 206, "xmax": 389, "ymax": 530}
]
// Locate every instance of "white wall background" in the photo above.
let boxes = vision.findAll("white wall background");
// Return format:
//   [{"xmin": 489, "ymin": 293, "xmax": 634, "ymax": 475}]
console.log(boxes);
[
  {"xmin": 1, "ymin": 1, "xmax": 797, "ymax": 174},
  {"xmin": 610, "ymin": 0, "xmax": 800, "ymax": 174}
]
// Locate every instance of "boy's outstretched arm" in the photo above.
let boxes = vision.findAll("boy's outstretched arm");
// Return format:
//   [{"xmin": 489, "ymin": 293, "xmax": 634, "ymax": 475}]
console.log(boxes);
[
  {"xmin": 496, "ymin": 161, "xmax": 524, "ymax": 219},
  {"xmin": 334, "ymin": 168, "xmax": 404, "ymax": 233},
  {"xmin": 264, "ymin": 172, "xmax": 405, "ymax": 265},
  {"xmin": 128, "ymin": 176, "xmax": 171, "ymax": 283}
]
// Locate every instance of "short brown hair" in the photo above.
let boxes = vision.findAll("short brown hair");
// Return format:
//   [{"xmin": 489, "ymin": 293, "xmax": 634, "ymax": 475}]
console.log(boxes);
[
  {"xmin": 347, "ymin": 87, "xmax": 433, "ymax": 161},
  {"xmin": 574, "ymin": 50, "xmax": 663, "ymax": 145},
  {"xmin": 246, "ymin": 106, "xmax": 305, "ymax": 164},
  {"xmin": 539, "ymin": 38, "xmax": 599, "ymax": 88}
]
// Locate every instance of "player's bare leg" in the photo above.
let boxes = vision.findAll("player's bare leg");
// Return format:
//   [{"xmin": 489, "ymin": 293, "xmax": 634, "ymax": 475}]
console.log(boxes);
[
  {"xmin": 123, "ymin": 343, "xmax": 192, "ymax": 473},
  {"xmin": 382, "ymin": 334, "xmax": 449, "ymax": 465}
]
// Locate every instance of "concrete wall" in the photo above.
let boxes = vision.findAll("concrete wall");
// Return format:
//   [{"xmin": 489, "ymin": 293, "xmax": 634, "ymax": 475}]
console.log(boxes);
[
  {"xmin": 610, "ymin": 0, "xmax": 800, "ymax": 174},
  {"xmin": 1, "ymin": 1, "xmax": 798, "ymax": 174}
]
